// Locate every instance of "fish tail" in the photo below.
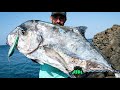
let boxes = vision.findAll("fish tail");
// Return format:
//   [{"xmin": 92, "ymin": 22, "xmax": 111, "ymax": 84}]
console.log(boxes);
[
  {"xmin": 113, "ymin": 70, "xmax": 120, "ymax": 78},
  {"xmin": 115, "ymin": 72, "xmax": 120, "ymax": 78}
]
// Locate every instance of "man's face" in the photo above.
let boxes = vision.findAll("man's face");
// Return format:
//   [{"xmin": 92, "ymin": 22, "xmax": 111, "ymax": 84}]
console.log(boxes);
[{"xmin": 50, "ymin": 15, "xmax": 66, "ymax": 26}]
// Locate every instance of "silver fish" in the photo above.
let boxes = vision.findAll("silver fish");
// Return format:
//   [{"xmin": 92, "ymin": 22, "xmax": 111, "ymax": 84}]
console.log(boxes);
[{"xmin": 7, "ymin": 20, "xmax": 119, "ymax": 78}]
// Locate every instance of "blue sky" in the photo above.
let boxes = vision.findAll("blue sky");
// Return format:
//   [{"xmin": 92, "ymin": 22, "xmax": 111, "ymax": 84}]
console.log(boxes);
[{"xmin": 0, "ymin": 12, "xmax": 120, "ymax": 45}]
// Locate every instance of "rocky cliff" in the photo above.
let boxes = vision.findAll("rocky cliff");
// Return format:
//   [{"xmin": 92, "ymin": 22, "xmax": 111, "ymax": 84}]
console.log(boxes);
[{"xmin": 93, "ymin": 25, "xmax": 120, "ymax": 71}]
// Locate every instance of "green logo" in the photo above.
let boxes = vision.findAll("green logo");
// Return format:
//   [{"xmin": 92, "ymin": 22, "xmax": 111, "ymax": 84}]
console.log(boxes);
[{"xmin": 71, "ymin": 69, "xmax": 84, "ymax": 75}]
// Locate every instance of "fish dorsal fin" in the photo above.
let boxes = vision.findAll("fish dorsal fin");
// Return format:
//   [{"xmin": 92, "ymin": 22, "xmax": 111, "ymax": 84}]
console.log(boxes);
[{"xmin": 73, "ymin": 26, "xmax": 87, "ymax": 37}]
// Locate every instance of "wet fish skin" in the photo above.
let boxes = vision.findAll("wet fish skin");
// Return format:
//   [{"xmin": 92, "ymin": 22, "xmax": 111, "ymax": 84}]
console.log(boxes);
[{"xmin": 7, "ymin": 20, "xmax": 116, "ymax": 77}]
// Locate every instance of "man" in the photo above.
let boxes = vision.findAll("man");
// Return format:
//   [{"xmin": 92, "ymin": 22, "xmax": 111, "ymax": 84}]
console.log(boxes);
[
  {"xmin": 50, "ymin": 12, "xmax": 67, "ymax": 26},
  {"xmin": 39, "ymin": 12, "xmax": 69, "ymax": 78}
]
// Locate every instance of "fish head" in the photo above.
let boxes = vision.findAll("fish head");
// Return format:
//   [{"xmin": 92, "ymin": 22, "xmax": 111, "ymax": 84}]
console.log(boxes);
[{"xmin": 7, "ymin": 20, "xmax": 43, "ymax": 56}]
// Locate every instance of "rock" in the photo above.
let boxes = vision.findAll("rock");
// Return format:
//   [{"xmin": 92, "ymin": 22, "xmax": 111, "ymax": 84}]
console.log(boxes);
[{"xmin": 93, "ymin": 24, "xmax": 120, "ymax": 71}]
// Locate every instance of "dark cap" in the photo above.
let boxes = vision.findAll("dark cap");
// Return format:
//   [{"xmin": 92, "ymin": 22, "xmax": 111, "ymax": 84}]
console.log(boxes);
[{"xmin": 51, "ymin": 12, "xmax": 66, "ymax": 17}]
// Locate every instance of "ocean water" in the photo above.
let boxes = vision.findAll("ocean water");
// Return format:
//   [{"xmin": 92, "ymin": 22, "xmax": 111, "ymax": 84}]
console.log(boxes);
[
  {"xmin": 0, "ymin": 39, "xmax": 92, "ymax": 78},
  {"xmin": 0, "ymin": 45, "xmax": 40, "ymax": 78}
]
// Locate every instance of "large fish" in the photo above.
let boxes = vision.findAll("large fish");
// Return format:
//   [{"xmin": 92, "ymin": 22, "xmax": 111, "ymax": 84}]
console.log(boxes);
[{"xmin": 7, "ymin": 20, "xmax": 120, "ymax": 78}]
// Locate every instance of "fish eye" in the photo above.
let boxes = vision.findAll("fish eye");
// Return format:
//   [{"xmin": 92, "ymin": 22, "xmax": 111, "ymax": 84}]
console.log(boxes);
[{"xmin": 21, "ymin": 29, "xmax": 27, "ymax": 35}]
